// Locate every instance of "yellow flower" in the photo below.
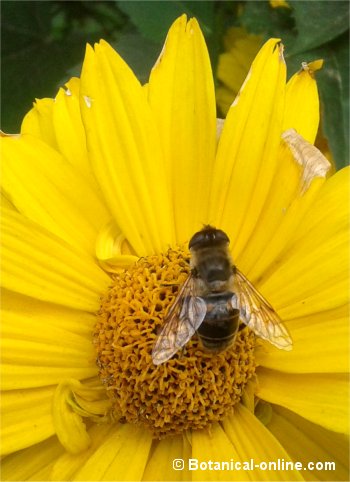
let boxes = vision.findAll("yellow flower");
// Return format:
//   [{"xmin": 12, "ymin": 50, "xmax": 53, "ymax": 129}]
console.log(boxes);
[
  {"xmin": 1, "ymin": 14, "xmax": 349, "ymax": 481},
  {"xmin": 217, "ymin": 33, "xmax": 337, "ymax": 174},
  {"xmin": 216, "ymin": 27, "xmax": 263, "ymax": 116},
  {"xmin": 270, "ymin": 0, "xmax": 290, "ymax": 8}
]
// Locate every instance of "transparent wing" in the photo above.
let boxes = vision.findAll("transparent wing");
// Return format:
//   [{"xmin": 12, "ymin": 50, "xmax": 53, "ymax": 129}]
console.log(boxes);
[
  {"xmin": 231, "ymin": 268, "xmax": 292, "ymax": 351},
  {"xmin": 152, "ymin": 275, "xmax": 207, "ymax": 365}
]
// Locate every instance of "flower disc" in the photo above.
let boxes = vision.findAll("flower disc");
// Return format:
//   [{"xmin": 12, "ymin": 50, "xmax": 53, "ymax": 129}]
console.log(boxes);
[{"xmin": 94, "ymin": 248, "xmax": 256, "ymax": 438}]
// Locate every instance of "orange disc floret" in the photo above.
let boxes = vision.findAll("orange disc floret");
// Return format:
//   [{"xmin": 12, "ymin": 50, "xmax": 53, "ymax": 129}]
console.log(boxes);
[{"xmin": 94, "ymin": 248, "xmax": 256, "ymax": 438}]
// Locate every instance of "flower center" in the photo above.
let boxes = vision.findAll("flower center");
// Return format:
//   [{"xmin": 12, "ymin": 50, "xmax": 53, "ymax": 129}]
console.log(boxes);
[{"xmin": 94, "ymin": 247, "xmax": 256, "ymax": 438}]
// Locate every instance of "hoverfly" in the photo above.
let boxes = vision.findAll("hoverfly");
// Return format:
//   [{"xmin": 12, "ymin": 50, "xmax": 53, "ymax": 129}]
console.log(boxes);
[{"xmin": 152, "ymin": 226, "xmax": 292, "ymax": 365}]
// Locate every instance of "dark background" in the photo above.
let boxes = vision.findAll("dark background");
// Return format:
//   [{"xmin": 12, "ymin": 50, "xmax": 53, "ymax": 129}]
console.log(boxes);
[{"xmin": 1, "ymin": 0, "xmax": 349, "ymax": 169}]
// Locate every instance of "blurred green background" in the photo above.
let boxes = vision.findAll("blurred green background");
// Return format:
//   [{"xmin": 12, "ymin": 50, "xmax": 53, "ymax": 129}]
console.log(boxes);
[{"xmin": 1, "ymin": 0, "xmax": 349, "ymax": 169}]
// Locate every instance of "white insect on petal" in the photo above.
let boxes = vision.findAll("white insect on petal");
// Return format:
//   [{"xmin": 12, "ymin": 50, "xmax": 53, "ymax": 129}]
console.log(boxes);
[
  {"xmin": 282, "ymin": 128, "xmax": 331, "ymax": 194},
  {"xmin": 65, "ymin": 88, "xmax": 72, "ymax": 97}
]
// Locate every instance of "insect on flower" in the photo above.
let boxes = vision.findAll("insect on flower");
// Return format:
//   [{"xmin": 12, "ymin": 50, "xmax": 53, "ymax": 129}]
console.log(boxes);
[{"xmin": 152, "ymin": 226, "xmax": 292, "ymax": 365}]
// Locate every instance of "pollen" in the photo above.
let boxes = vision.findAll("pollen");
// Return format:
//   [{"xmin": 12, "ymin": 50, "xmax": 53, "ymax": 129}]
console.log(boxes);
[{"xmin": 94, "ymin": 248, "xmax": 256, "ymax": 438}]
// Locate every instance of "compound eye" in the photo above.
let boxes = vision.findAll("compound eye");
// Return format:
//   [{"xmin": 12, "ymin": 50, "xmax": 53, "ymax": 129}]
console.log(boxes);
[
  {"xmin": 189, "ymin": 226, "xmax": 230, "ymax": 250},
  {"xmin": 189, "ymin": 231, "xmax": 205, "ymax": 250},
  {"xmin": 214, "ymin": 229, "xmax": 230, "ymax": 244}
]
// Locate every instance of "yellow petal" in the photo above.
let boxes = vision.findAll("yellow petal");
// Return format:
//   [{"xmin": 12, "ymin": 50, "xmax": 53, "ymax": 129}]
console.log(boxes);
[
  {"xmin": 216, "ymin": 85, "xmax": 237, "ymax": 117},
  {"xmin": 1, "ymin": 386, "xmax": 55, "ymax": 456},
  {"xmin": 248, "ymin": 135, "xmax": 340, "ymax": 284},
  {"xmin": 51, "ymin": 424, "xmax": 113, "ymax": 481},
  {"xmin": 52, "ymin": 379, "xmax": 92, "ymax": 454},
  {"xmin": 73, "ymin": 424, "xmax": 152, "ymax": 481},
  {"xmin": 257, "ymin": 369, "xmax": 349, "ymax": 434},
  {"xmin": 217, "ymin": 28, "xmax": 263, "ymax": 93},
  {"xmin": 218, "ymin": 51, "xmax": 250, "ymax": 94},
  {"xmin": 21, "ymin": 98, "xmax": 57, "ymax": 148},
  {"xmin": 21, "ymin": 78, "xmax": 107, "ymax": 200},
  {"xmin": 283, "ymin": 62, "xmax": 320, "ymax": 142},
  {"xmin": 260, "ymin": 167, "xmax": 349, "ymax": 317},
  {"xmin": 255, "ymin": 306, "xmax": 349, "ymax": 373},
  {"xmin": 268, "ymin": 405, "xmax": 349, "ymax": 481},
  {"xmin": 270, "ymin": 0, "xmax": 290, "ymax": 8},
  {"xmin": 282, "ymin": 166, "xmax": 349, "ymax": 249},
  {"xmin": 95, "ymin": 219, "xmax": 138, "ymax": 274},
  {"xmin": 1, "ymin": 311, "xmax": 95, "ymax": 372},
  {"xmin": 210, "ymin": 39, "xmax": 286, "ymax": 259},
  {"xmin": 148, "ymin": 15, "xmax": 217, "ymax": 242},
  {"xmin": 1, "ymin": 207, "xmax": 110, "ymax": 311},
  {"xmin": 238, "ymin": 62, "xmax": 321, "ymax": 275},
  {"xmin": 143, "ymin": 435, "xmax": 190, "ymax": 481},
  {"xmin": 28, "ymin": 464, "xmax": 54, "ymax": 481},
  {"xmin": 1, "ymin": 134, "xmax": 111, "ymax": 256},
  {"xmin": 2, "ymin": 289, "xmax": 96, "ymax": 338},
  {"xmin": 216, "ymin": 27, "xmax": 263, "ymax": 116},
  {"xmin": 192, "ymin": 423, "xmax": 251, "ymax": 481},
  {"xmin": 223, "ymin": 404, "xmax": 304, "ymax": 480},
  {"xmin": 2, "ymin": 365, "xmax": 97, "ymax": 391},
  {"xmin": 80, "ymin": 40, "xmax": 174, "ymax": 255},
  {"xmin": 1, "ymin": 436, "xmax": 64, "ymax": 481},
  {"xmin": 281, "ymin": 129, "xmax": 330, "ymax": 194},
  {"xmin": 52, "ymin": 78, "xmax": 92, "ymax": 175},
  {"xmin": 1, "ymin": 191, "xmax": 17, "ymax": 210}
]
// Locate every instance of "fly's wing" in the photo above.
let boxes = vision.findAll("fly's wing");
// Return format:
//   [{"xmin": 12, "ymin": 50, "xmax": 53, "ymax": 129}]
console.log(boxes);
[
  {"xmin": 152, "ymin": 275, "xmax": 207, "ymax": 365},
  {"xmin": 231, "ymin": 268, "xmax": 292, "ymax": 351}
]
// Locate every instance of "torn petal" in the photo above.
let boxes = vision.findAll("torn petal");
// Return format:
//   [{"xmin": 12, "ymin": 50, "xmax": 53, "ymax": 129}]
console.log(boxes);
[
  {"xmin": 95, "ymin": 220, "xmax": 138, "ymax": 273},
  {"xmin": 282, "ymin": 129, "xmax": 331, "ymax": 194},
  {"xmin": 53, "ymin": 379, "xmax": 94, "ymax": 454}
]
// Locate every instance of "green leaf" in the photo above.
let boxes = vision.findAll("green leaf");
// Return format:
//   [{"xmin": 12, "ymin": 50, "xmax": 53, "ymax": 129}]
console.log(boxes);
[
  {"xmin": 288, "ymin": 0, "xmax": 349, "ymax": 54},
  {"xmin": 0, "ymin": 1, "xmax": 125, "ymax": 133},
  {"xmin": 239, "ymin": 0, "xmax": 349, "ymax": 170},
  {"xmin": 112, "ymin": 32, "xmax": 160, "ymax": 84},
  {"xmin": 240, "ymin": 1, "xmax": 296, "ymax": 46},
  {"xmin": 315, "ymin": 34, "xmax": 349, "ymax": 169},
  {"xmin": 116, "ymin": 0, "xmax": 214, "ymax": 43}
]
